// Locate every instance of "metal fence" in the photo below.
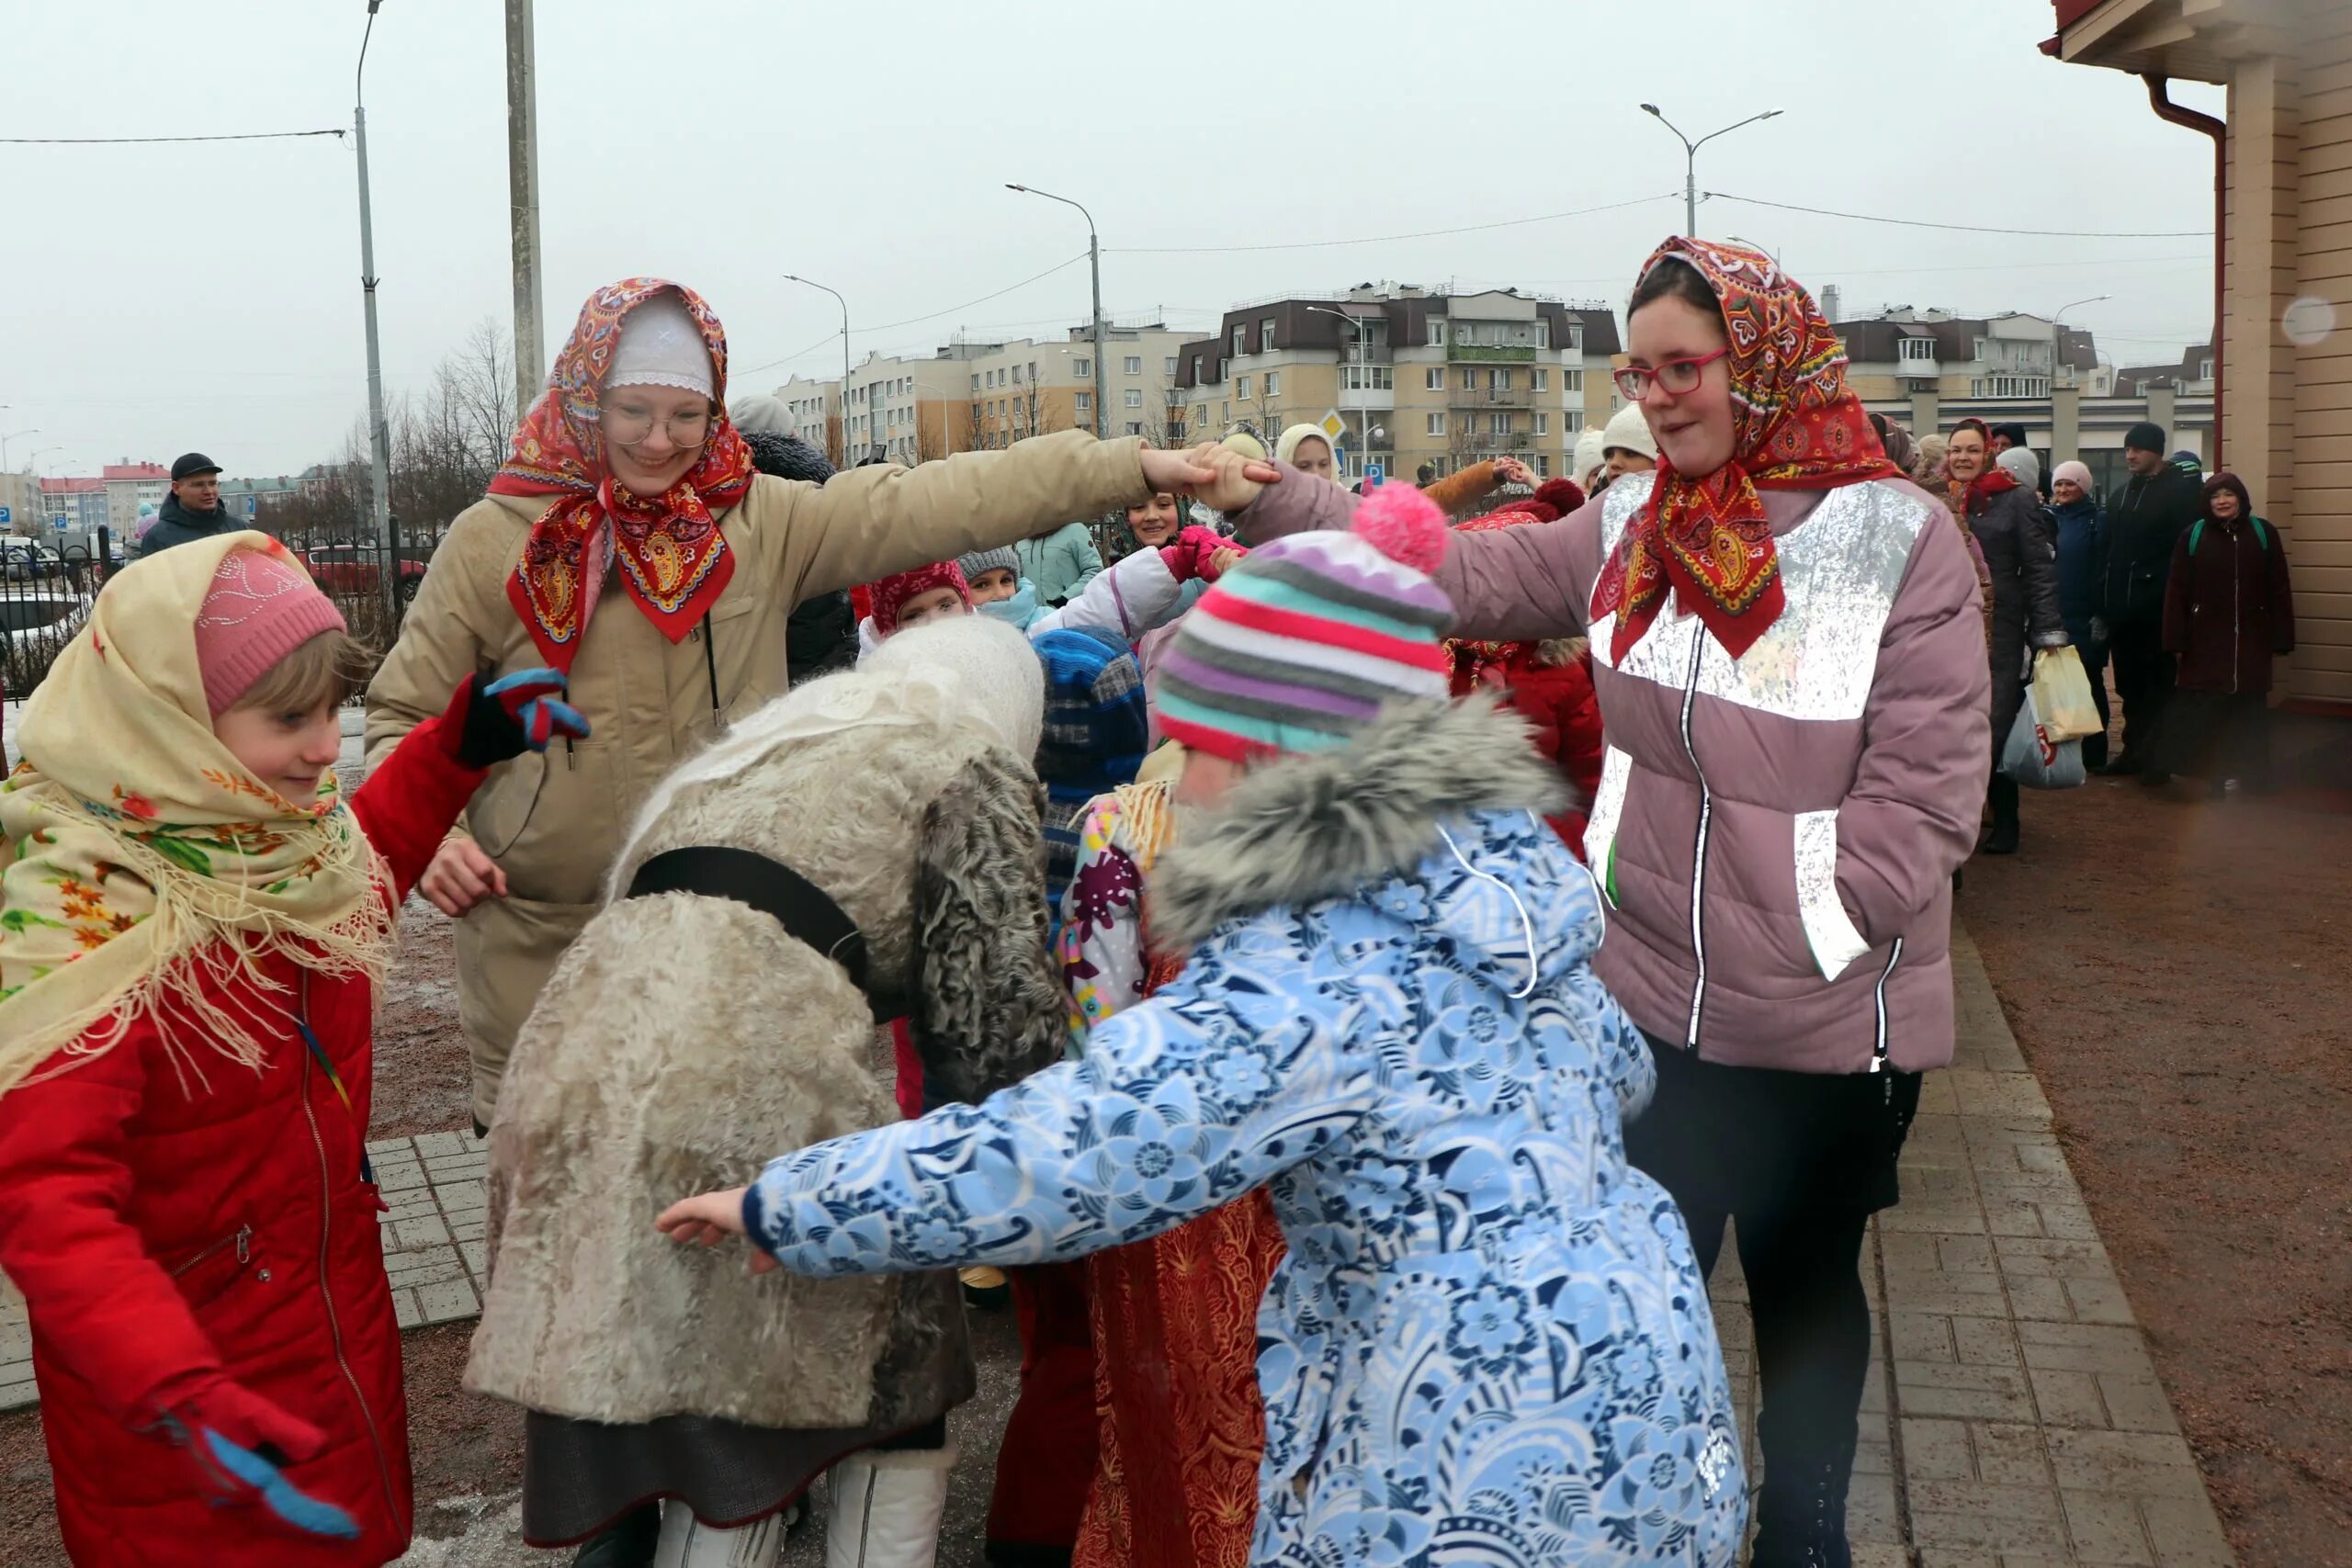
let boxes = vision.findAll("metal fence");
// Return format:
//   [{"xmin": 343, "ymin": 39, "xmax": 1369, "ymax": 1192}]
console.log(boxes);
[
  {"xmin": 0, "ymin": 528, "xmax": 442, "ymax": 705},
  {"xmin": 1, "ymin": 537, "xmax": 109, "ymax": 704}
]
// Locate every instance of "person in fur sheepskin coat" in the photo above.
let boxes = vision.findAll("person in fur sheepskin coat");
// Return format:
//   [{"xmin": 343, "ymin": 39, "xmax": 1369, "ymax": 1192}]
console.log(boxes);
[
  {"xmin": 664, "ymin": 495, "xmax": 1747, "ymax": 1567},
  {"xmin": 467, "ymin": 615, "xmax": 1070, "ymax": 1568}
]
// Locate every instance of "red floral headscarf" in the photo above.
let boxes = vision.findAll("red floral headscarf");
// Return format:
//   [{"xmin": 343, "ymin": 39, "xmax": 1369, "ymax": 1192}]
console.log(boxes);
[
  {"xmin": 492, "ymin": 278, "xmax": 757, "ymax": 673},
  {"xmin": 867, "ymin": 560, "xmax": 972, "ymax": 637},
  {"xmin": 1591, "ymin": 239, "xmax": 1894, "ymax": 662}
]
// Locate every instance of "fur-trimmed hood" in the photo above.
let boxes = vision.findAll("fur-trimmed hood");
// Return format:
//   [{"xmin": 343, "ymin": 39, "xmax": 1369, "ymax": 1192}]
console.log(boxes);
[{"xmin": 1152, "ymin": 699, "xmax": 1568, "ymax": 950}]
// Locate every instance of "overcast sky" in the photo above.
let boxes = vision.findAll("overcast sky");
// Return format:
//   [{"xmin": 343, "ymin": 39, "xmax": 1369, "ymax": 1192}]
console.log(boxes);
[{"xmin": 3, "ymin": 0, "xmax": 2225, "ymax": 479}]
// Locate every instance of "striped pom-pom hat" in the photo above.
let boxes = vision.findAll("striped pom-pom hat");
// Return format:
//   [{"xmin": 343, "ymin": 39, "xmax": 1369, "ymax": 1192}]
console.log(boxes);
[{"xmin": 1157, "ymin": 483, "xmax": 1453, "ymax": 761}]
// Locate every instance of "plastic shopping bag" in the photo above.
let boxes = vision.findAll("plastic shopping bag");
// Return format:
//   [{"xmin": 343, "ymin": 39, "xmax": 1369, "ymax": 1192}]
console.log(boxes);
[
  {"xmin": 2030, "ymin": 647, "xmax": 2103, "ymax": 744},
  {"xmin": 2000, "ymin": 692, "xmax": 2087, "ymax": 790}
]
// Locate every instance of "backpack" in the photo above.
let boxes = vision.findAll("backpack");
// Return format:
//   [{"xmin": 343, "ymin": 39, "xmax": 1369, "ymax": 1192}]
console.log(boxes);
[{"xmin": 2186, "ymin": 517, "xmax": 2270, "ymax": 557}]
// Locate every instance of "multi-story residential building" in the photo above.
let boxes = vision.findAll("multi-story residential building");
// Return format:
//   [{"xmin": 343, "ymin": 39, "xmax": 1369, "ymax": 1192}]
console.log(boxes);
[
  {"xmin": 2111, "ymin": 344, "xmax": 2215, "ymax": 400},
  {"xmin": 1833, "ymin": 308, "xmax": 2211, "ymax": 493},
  {"xmin": 101, "ymin": 461, "xmax": 170, "ymax": 532},
  {"xmin": 0, "ymin": 471, "xmax": 51, "ymax": 537},
  {"xmin": 216, "ymin": 474, "xmax": 304, "ymax": 523},
  {"xmin": 36, "ymin": 477, "xmax": 108, "ymax": 537},
  {"xmin": 771, "ymin": 322, "xmax": 1194, "ymax": 467},
  {"xmin": 1171, "ymin": 285, "xmax": 1621, "ymax": 485}
]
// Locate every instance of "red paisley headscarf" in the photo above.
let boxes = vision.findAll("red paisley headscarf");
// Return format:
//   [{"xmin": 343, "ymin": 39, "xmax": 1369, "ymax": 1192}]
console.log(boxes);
[
  {"xmin": 492, "ymin": 278, "xmax": 757, "ymax": 673},
  {"xmin": 1591, "ymin": 238, "xmax": 1894, "ymax": 662}
]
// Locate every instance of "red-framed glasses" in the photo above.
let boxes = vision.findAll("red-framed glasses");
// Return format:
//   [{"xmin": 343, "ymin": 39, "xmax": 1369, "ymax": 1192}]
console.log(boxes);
[{"xmin": 1612, "ymin": 347, "xmax": 1731, "ymax": 400}]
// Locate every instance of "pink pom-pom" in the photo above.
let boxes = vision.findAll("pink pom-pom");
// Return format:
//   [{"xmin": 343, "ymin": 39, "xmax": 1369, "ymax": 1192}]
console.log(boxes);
[{"xmin": 1352, "ymin": 483, "xmax": 1450, "ymax": 574}]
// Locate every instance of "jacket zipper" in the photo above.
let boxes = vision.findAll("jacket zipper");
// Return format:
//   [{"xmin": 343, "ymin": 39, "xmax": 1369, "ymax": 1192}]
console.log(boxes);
[
  {"xmin": 169, "ymin": 1225, "xmax": 253, "ymax": 1278},
  {"xmin": 1871, "ymin": 938, "xmax": 1904, "ymax": 1074},
  {"xmin": 298, "ymin": 976, "xmax": 400, "ymax": 1524},
  {"xmin": 2230, "ymin": 527, "xmax": 2242, "ymax": 694},
  {"xmin": 1678, "ymin": 627, "xmax": 1711, "ymax": 1049}
]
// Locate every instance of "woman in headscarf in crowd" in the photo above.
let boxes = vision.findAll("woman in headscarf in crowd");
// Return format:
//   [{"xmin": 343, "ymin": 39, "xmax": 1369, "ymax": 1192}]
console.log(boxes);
[
  {"xmin": 1219, "ymin": 238, "xmax": 1990, "ymax": 1568},
  {"xmin": 1944, "ymin": 418, "xmax": 2066, "ymax": 855},
  {"xmin": 364, "ymin": 276, "xmax": 1258, "ymax": 1568},
  {"xmin": 2049, "ymin": 459, "xmax": 2111, "ymax": 768},
  {"xmin": 2156, "ymin": 471, "xmax": 2296, "ymax": 794}
]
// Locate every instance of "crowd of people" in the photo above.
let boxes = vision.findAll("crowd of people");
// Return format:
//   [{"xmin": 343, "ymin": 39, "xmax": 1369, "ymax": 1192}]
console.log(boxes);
[{"xmin": 0, "ymin": 237, "xmax": 2298, "ymax": 1568}]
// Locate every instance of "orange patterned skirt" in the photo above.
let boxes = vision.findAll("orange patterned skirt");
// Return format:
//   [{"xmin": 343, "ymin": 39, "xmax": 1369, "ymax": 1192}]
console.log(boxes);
[{"xmin": 1071, "ymin": 1189, "xmax": 1286, "ymax": 1568}]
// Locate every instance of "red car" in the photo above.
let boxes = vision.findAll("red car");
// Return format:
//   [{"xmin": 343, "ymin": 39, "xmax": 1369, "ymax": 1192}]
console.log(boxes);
[{"xmin": 296, "ymin": 542, "xmax": 429, "ymax": 601}]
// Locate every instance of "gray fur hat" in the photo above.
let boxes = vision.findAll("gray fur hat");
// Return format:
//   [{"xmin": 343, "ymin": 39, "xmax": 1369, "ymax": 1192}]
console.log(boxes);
[{"xmin": 956, "ymin": 546, "xmax": 1020, "ymax": 583}]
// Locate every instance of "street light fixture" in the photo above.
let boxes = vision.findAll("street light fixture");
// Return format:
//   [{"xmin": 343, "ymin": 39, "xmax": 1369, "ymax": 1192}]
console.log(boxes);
[
  {"xmin": 2, "ymin": 429, "xmax": 39, "ymax": 470},
  {"xmin": 2052, "ymin": 295, "xmax": 2110, "ymax": 389},
  {"xmin": 783, "ymin": 274, "xmax": 853, "ymax": 466},
  {"xmin": 1007, "ymin": 184, "xmax": 1107, "ymax": 440},
  {"xmin": 1306, "ymin": 304, "xmax": 1384, "ymax": 480},
  {"xmin": 1641, "ymin": 103, "xmax": 1783, "ymax": 236},
  {"xmin": 354, "ymin": 0, "xmax": 397, "ymax": 625},
  {"xmin": 1727, "ymin": 233, "xmax": 1782, "ymax": 268}
]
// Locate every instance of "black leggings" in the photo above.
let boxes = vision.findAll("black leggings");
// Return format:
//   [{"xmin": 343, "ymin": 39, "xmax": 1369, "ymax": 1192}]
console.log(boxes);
[{"xmin": 1679, "ymin": 1202, "xmax": 1872, "ymax": 1479}]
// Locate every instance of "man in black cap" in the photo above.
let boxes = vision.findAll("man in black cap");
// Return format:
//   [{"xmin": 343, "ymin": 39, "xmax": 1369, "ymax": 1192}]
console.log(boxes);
[
  {"xmin": 2099, "ymin": 421, "xmax": 2201, "ymax": 778},
  {"xmin": 137, "ymin": 453, "xmax": 235, "ymax": 559}
]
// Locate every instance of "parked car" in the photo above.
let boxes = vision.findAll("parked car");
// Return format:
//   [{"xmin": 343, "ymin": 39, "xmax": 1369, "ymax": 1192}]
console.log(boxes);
[
  {"xmin": 297, "ymin": 541, "xmax": 430, "ymax": 602},
  {"xmin": 1, "ymin": 542, "xmax": 64, "ymax": 582}
]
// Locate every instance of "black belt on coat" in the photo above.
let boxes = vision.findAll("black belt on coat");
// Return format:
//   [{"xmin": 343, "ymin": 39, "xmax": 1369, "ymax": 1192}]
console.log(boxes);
[{"xmin": 623, "ymin": 845, "xmax": 905, "ymax": 1021}]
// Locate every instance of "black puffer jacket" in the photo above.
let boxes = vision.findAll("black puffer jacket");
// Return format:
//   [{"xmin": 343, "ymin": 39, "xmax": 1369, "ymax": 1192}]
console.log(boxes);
[
  {"xmin": 1968, "ymin": 479, "xmax": 2067, "ymax": 758},
  {"xmin": 2102, "ymin": 465, "xmax": 2201, "ymax": 627}
]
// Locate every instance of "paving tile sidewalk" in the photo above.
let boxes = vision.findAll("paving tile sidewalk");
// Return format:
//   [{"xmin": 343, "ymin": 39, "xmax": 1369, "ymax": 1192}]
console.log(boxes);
[{"xmin": 0, "ymin": 923, "xmax": 2239, "ymax": 1567}]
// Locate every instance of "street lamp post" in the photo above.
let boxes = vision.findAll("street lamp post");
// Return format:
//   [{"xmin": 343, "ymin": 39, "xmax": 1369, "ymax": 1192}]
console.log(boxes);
[
  {"xmin": 1, "ymin": 429, "xmax": 38, "ymax": 471},
  {"xmin": 1640, "ymin": 104, "xmax": 1784, "ymax": 236},
  {"xmin": 2052, "ymin": 295, "xmax": 2110, "ymax": 389},
  {"xmin": 783, "ymin": 274, "xmax": 853, "ymax": 466},
  {"xmin": 1007, "ymin": 184, "xmax": 1107, "ymax": 440},
  {"xmin": 355, "ymin": 0, "xmax": 397, "ymax": 626},
  {"xmin": 1306, "ymin": 304, "xmax": 1377, "ymax": 480}
]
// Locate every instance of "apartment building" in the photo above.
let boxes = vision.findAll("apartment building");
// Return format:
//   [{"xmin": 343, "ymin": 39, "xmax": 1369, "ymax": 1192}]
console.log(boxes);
[
  {"xmin": 1170, "ymin": 285, "xmax": 1620, "ymax": 484},
  {"xmin": 101, "ymin": 461, "xmax": 169, "ymax": 532},
  {"xmin": 1834, "ymin": 307, "xmax": 2212, "ymax": 493},
  {"xmin": 770, "ymin": 322, "xmax": 1194, "ymax": 467}
]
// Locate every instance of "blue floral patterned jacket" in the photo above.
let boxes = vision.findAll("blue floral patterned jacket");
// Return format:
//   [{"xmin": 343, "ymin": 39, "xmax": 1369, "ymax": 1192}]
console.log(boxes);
[{"xmin": 746, "ymin": 700, "xmax": 1746, "ymax": 1564}]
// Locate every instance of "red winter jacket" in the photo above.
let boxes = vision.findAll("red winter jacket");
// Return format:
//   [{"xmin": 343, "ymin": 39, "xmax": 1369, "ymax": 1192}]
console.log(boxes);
[
  {"xmin": 0, "ymin": 716, "xmax": 483, "ymax": 1567},
  {"xmin": 1463, "ymin": 649, "xmax": 1603, "ymax": 855}
]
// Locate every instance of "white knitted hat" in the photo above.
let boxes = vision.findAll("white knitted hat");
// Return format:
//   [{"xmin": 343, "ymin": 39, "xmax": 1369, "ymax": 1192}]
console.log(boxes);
[
  {"xmin": 606, "ymin": 294, "xmax": 715, "ymax": 399},
  {"xmin": 1601, "ymin": 402, "xmax": 1659, "ymax": 462}
]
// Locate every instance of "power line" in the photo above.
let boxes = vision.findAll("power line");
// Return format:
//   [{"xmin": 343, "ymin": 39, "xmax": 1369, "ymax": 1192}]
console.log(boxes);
[
  {"xmin": 1114, "ymin": 194, "xmax": 1679, "ymax": 255},
  {"xmin": 738, "ymin": 254, "xmax": 1090, "ymax": 378},
  {"xmin": 1704, "ymin": 192, "xmax": 2208, "ymax": 240},
  {"xmin": 0, "ymin": 129, "xmax": 346, "ymax": 144}
]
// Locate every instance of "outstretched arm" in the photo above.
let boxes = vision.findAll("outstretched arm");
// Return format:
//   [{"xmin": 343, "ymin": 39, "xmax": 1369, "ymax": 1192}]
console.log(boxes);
[{"xmin": 662, "ymin": 925, "xmax": 1374, "ymax": 1276}]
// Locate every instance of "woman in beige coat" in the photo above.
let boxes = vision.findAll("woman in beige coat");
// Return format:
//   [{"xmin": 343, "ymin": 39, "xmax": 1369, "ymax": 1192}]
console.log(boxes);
[{"xmin": 366, "ymin": 277, "xmax": 1261, "ymax": 1136}]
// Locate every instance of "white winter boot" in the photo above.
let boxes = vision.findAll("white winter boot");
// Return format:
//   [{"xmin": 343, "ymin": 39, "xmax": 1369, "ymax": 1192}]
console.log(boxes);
[
  {"xmin": 821, "ymin": 1440, "xmax": 957, "ymax": 1568},
  {"xmin": 649, "ymin": 1501, "xmax": 789, "ymax": 1568}
]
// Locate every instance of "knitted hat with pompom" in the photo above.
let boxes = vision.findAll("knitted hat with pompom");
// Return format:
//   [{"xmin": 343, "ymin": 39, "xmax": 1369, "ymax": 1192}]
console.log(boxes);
[{"xmin": 1157, "ymin": 484, "xmax": 1455, "ymax": 761}]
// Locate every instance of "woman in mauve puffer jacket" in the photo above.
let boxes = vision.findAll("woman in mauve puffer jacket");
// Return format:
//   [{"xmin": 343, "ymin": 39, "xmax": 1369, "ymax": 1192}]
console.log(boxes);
[{"xmin": 1226, "ymin": 237, "xmax": 1989, "ymax": 1568}]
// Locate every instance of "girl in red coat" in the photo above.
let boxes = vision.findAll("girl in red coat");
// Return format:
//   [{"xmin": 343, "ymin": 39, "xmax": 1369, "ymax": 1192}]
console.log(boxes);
[
  {"xmin": 0, "ymin": 533, "xmax": 582, "ymax": 1566},
  {"xmin": 1447, "ymin": 480, "xmax": 1606, "ymax": 855}
]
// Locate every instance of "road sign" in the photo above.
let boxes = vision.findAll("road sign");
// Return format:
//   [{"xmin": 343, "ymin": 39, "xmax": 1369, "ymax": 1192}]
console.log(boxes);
[
  {"xmin": 1366, "ymin": 463, "xmax": 1385, "ymax": 488},
  {"xmin": 1317, "ymin": 409, "xmax": 1346, "ymax": 442},
  {"xmin": 0, "ymin": 505, "xmax": 9, "ymax": 525},
  {"xmin": 245, "ymin": 494, "xmax": 257, "ymax": 516}
]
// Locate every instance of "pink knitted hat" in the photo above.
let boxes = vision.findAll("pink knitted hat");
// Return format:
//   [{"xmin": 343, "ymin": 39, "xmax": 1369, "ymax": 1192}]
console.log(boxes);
[{"xmin": 194, "ymin": 547, "xmax": 348, "ymax": 716}]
